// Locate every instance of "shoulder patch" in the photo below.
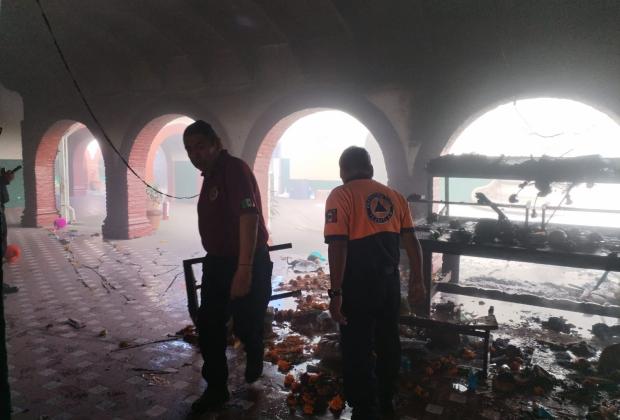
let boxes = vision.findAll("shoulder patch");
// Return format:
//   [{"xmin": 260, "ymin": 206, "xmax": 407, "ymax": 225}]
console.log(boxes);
[
  {"xmin": 366, "ymin": 193, "xmax": 394, "ymax": 224},
  {"xmin": 326, "ymin": 208, "xmax": 338, "ymax": 224},
  {"xmin": 241, "ymin": 198, "xmax": 256, "ymax": 209}
]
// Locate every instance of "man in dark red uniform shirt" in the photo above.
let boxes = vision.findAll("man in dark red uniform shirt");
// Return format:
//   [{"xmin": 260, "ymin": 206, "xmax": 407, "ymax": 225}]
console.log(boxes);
[{"xmin": 183, "ymin": 120, "xmax": 272, "ymax": 414}]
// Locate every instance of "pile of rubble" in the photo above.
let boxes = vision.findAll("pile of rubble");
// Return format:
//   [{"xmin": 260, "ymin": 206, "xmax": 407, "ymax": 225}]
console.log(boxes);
[
  {"xmin": 275, "ymin": 272, "xmax": 331, "ymax": 293},
  {"xmin": 174, "ymin": 258, "xmax": 620, "ymax": 418},
  {"xmin": 284, "ymin": 370, "xmax": 345, "ymax": 416},
  {"xmin": 264, "ymin": 335, "xmax": 314, "ymax": 373}
]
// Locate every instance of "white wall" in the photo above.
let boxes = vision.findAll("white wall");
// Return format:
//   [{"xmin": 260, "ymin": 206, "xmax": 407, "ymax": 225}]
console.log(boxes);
[{"xmin": 0, "ymin": 82, "xmax": 24, "ymax": 159}]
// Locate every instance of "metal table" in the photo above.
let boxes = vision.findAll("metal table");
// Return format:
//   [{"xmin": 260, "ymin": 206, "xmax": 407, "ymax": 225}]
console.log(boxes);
[
  {"xmin": 418, "ymin": 236, "xmax": 620, "ymax": 318},
  {"xmin": 400, "ymin": 314, "xmax": 498, "ymax": 377}
]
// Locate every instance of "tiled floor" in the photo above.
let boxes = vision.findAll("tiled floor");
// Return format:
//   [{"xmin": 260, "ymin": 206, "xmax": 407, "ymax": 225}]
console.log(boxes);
[{"xmin": 3, "ymin": 221, "xmax": 301, "ymax": 420}]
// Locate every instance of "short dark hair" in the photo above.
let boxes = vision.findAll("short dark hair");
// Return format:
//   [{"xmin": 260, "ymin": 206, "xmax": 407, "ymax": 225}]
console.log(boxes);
[
  {"xmin": 183, "ymin": 120, "xmax": 222, "ymax": 148},
  {"xmin": 339, "ymin": 146, "xmax": 373, "ymax": 179}
]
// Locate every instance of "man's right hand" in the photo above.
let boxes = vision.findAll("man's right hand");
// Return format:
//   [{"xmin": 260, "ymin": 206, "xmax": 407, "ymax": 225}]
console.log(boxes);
[
  {"xmin": 329, "ymin": 296, "xmax": 347, "ymax": 325},
  {"xmin": 408, "ymin": 273, "xmax": 427, "ymax": 314}
]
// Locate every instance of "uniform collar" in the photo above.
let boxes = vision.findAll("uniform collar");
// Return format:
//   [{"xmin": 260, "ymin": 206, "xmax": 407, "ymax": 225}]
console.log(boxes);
[
  {"xmin": 201, "ymin": 150, "xmax": 229, "ymax": 177},
  {"xmin": 345, "ymin": 175, "xmax": 372, "ymax": 183}
]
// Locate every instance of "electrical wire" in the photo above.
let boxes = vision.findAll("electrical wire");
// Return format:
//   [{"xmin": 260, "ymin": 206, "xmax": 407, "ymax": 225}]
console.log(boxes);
[
  {"xmin": 35, "ymin": 0, "xmax": 198, "ymax": 200},
  {"xmin": 544, "ymin": 183, "xmax": 577, "ymax": 226}
]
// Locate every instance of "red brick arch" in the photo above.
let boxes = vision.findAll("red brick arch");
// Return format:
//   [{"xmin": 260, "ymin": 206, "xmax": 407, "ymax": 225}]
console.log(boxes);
[
  {"xmin": 243, "ymin": 90, "xmax": 410, "ymax": 229},
  {"xmin": 252, "ymin": 108, "xmax": 323, "ymax": 223},
  {"xmin": 144, "ymin": 122, "xmax": 188, "ymax": 185},
  {"xmin": 34, "ymin": 120, "xmax": 85, "ymax": 226},
  {"xmin": 126, "ymin": 115, "xmax": 191, "ymax": 237}
]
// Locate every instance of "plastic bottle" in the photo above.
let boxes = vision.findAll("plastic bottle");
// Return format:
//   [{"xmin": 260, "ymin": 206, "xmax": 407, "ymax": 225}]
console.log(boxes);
[{"xmin": 467, "ymin": 368, "xmax": 478, "ymax": 391}]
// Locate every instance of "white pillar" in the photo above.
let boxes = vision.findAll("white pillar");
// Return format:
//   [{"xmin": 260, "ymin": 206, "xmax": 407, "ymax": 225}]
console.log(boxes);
[{"xmin": 58, "ymin": 135, "xmax": 76, "ymax": 223}]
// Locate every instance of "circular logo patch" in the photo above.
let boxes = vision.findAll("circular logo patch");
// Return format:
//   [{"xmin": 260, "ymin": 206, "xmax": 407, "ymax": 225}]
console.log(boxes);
[
  {"xmin": 366, "ymin": 193, "xmax": 394, "ymax": 224},
  {"xmin": 209, "ymin": 187, "xmax": 219, "ymax": 202}
]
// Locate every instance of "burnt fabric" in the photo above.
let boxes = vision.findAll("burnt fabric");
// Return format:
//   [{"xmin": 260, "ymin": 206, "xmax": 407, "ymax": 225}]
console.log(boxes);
[
  {"xmin": 197, "ymin": 250, "xmax": 273, "ymax": 389},
  {"xmin": 198, "ymin": 150, "xmax": 269, "ymax": 256}
]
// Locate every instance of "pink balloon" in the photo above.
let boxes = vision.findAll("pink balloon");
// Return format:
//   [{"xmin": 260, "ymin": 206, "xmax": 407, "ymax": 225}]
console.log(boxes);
[{"xmin": 54, "ymin": 217, "xmax": 67, "ymax": 229}]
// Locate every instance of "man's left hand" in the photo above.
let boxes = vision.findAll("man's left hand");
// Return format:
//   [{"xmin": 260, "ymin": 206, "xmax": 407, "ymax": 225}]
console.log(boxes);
[
  {"xmin": 408, "ymin": 281, "xmax": 427, "ymax": 314},
  {"xmin": 0, "ymin": 169, "xmax": 14, "ymax": 185},
  {"xmin": 230, "ymin": 265, "xmax": 252, "ymax": 299},
  {"xmin": 329, "ymin": 296, "xmax": 347, "ymax": 325}
]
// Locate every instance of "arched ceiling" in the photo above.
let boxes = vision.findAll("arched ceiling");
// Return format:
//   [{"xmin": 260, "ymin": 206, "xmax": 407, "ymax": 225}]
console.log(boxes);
[{"xmin": 1, "ymin": 1, "xmax": 619, "ymax": 101}]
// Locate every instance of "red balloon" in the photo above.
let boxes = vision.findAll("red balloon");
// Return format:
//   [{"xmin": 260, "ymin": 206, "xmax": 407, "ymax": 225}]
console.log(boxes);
[{"xmin": 5, "ymin": 244, "xmax": 21, "ymax": 263}]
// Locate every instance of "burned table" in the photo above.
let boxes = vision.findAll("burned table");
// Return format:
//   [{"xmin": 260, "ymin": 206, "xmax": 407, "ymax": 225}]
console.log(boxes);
[
  {"xmin": 400, "ymin": 314, "xmax": 498, "ymax": 377},
  {"xmin": 414, "ymin": 154, "xmax": 620, "ymax": 318},
  {"xmin": 417, "ymin": 236, "xmax": 620, "ymax": 318}
]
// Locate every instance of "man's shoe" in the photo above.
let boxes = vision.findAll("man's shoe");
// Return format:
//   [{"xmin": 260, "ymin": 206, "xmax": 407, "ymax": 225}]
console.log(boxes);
[
  {"xmin": 245, "ymin": 353, "xmax": 264, "ymax": 384},
  {"xmin": 2, "ymin": 283, "xmax": 18, "ymax": 294},
  {"xmin": 191, "ymin": 388, "xmax": 230, "ymax": 413}
]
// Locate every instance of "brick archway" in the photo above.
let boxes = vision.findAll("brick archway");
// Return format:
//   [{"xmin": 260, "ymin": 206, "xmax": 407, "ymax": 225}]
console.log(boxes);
[
  {"xmin": 252, "ymin": 108, "xmax": 322, "ymax": 224},
  {"xmin": 33, "ymin": 120, "xmax": 85, "ymax": 227},
  {"xmin": 125, "ymin": 115, "xmax": 191, "ymax": 238},
  {"xmin": 144, "ymin": 123, "xmax": 188, "ymax": 191},
  {"xmin": 243, "ymin": 90, "xmax": 409, "ymax": 211},
  {"xmin": 250, "ymin": 104, "xmax": 402, "ymax": 229},
  {"xmin": 411, "ymin": 92, "xmax": 620, "ymax": 197}
]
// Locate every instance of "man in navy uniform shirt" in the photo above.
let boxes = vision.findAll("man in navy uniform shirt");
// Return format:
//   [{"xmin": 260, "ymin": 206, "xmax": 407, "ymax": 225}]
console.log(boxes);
[{"xmin": 183, "ymin": 120, "xmax": 272, "ymax": 413}]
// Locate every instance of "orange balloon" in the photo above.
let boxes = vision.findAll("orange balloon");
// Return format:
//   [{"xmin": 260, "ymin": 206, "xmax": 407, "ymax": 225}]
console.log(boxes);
[{"xmin": 5, "ymin": 244, "xmax": 21, "ymax": 263}]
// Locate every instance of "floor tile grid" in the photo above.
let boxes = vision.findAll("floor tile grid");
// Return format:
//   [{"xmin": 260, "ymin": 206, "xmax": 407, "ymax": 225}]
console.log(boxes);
[{"xmin": 5, "ymin": 227, "xmax": 206, "ymax": 419}]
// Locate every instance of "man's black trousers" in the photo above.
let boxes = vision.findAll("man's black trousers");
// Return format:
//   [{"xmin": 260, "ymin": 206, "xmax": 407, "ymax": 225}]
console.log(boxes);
[
  {"xmin": 197, "ymin": 250, "xmax": 273, "ymax": 390},
  {"xmin": 340, "ymin": 268, "xmax": 401, "ymax": 414}
]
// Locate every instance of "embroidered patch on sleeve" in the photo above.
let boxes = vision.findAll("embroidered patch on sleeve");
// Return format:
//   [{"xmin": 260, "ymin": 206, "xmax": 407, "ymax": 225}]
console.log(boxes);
[
  {"xmin": 241, "ymin": 198, "xmax": 256, "ymax": 209},
  {"xmin": 325, "ymin": 209, "xmax": 338, "ymax": 223}
]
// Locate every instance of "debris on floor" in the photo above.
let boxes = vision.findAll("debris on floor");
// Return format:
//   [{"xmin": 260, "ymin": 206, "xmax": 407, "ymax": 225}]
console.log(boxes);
[
  {"xmin": 65, "ymin": 318, "xmax": 85, "ymax": 329},
  {"xmin": 598, "ymin": 343, "xmax": 620, "ymax": 374},
  {"xmin": 541, "ymin": 316, "xmax": 575, "ymax": 334},
  {"xmin": 267, "ymin": 266, "xmax": 620, "ymax": 419},
  {"xmin": 265, "ymin": 335, "xmax": 313, "ymax": 372},
  {"xmin": 284, "ymin": 369, "xmax": 345, "ymax": 416},
  {"xmin": 592, "ymin": 322, "xmax": 620, "ymax": 340},
  {"xmin": 175, "ymin": 324, "xmax": 199, "ymax": 345},
  {"xmin": 6, "ymin": 221, "xmax": 620, "ymax": 419},
  {"xmin": 285, "ymin": 257, "xmax": 324, "ymax": 273}
]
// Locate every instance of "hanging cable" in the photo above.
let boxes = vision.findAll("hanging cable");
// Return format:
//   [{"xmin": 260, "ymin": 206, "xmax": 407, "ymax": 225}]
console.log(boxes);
[
  {"xmin": 544, "ymin": 182, "xmax": 577, "ymax": 226},
  {"xmin": 35, "ymin": 0, "xmax": 198, "ymax": 200}
]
